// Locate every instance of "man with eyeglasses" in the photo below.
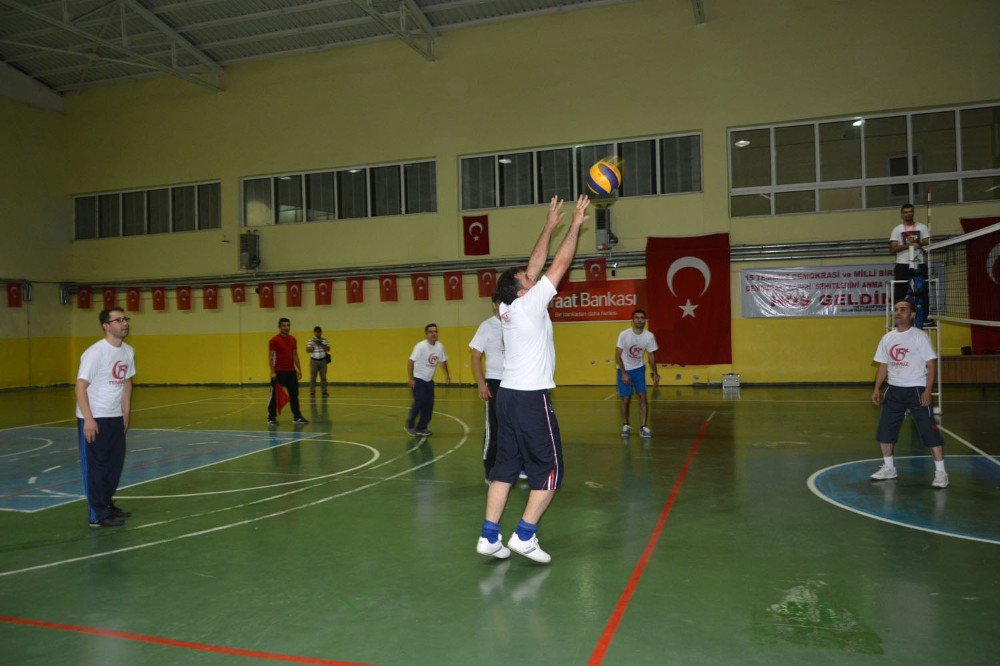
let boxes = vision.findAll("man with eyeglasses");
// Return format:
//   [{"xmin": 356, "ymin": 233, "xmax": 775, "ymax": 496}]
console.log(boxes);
[{"xmin": 75, "ymin": 308, "xmax": 136, "ymax": 527}]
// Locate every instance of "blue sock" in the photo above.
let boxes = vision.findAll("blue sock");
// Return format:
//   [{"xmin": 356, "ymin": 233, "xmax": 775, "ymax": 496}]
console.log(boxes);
[
  {"xmin": 481, "ymin": 520, "xmax": 501, "ymax": 543},
  {"xmin": 516, "ymin": 519, "xmax": 537, "ymax": 542}
]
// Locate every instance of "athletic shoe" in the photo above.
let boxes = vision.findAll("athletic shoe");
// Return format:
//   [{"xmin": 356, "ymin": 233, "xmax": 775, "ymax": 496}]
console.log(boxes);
[
  {"xmin": 267, "ymin": 418, "xmax": 278, "ymax": 426},
  {"xmin": 518, "ymin": 470, "xmax": 528, "ymax": 480},
  {"xmin": 108, "ymin": 503, "xmax": 131, "ymax": 518},
  {"xmin": 292, "ymin": 417, "xmax": 309, "ymax": 425},
  {"xmin": 870, "ymin": 464, "xmax": 898, "ymax": 481},
  {"xmin": 621, "ymin": 424, "xmax": 631, "ymax": 436},
  {"xmin": 416, "ymin": 429, "xmax": 432, "ymax": 437},
  {"xmin": 508, "ymin": 533, "xmax": 551, "ymax": 564},
  {"xmin": 404, "ymin": 425, "xmax": 418, "ymax": 436},
  {"xmin": 932, "ymin": 471, "xmax": 949, "ymax": 488},
  {"xmin": 477, "ymin": 534, "xmax": 510, "ymax": 559},
  {"xmin": 640, "ymin": 426, "xmax": 653, "ymax": 438},
  {"xmin": 90, "ymin": 516, "xmax": 125, "ymax": 528}
]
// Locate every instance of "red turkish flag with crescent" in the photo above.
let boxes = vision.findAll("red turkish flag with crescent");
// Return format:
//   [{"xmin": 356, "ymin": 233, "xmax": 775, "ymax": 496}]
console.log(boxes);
[
  {"xmin": 274, "ymin": 382, "xmax": 290, "ymax": 415},
  {"xmin": 463, "ymin": 215, "xmax": 490, "ymax": 255},
  {"xmin": 346, "ymin": 276, "xmax": 365, "ymax": 304},
  {"xmin": 477, "ymin": 269, "xmax": 496, "ymax": 298},
  {"xmin": 126, "ymin": 287, "xmax": 141, "ymax": 312},
  {"xmin": 584, "ymin": 258, "xmax": 607, "ymax": 284},
  {"xmin": 102, "ymin": 287, "xmax": 117, "ymax": 310},
  {"xmin": 151, "ymin": 286, "xmax": 166, "ymax": 311},
  {"xmin": 286, "ymin": 281, "xmax": 303, "ymax": 307},
  {"xmin": 203, "ymin": 285, "xmax": 219, "ymax": 310},
  {"xmin": 230, "ymin": 283, "xmax": 247, "ymax": 304},
  {"xmin": 646, "ymin": 234, "xmax": 732, "ymax": 365},
  {"xmin": 379, "ymin": 275, "xmax": 398, "ymax": 302},
  {"xmin": 315, "ymin": 279, "xmax": 333, "ymax": 306},
  {"xmin": 176, "ymin": 286, "xmax": 192, "ymax": 311},
  {"xmin": 6, "ymin": 283, "xmax": 23, "ymax": 308},
  {"xmin": 77, "ymin": 285, "xmax": 92, "ymax": 309},
  {"xmin": 960, "ymin": 217, "xmax": 1000, "ymax": 353},
  {"xmin": 444, "ymin": 271, "xmax": 464, "ymax": 301},
  {"xmin": 411, "ymin": 273, "xmax": 430, "ymax": 301},
  {"xmin": 258, "ymin": 282, "xmax": 275, "ymax": 308}
]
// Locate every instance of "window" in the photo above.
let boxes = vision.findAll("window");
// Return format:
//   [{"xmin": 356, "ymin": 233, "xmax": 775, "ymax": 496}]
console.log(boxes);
[
  {"xmin": 461, "ymin": 156, "xmax": 495, "ymax": 210},
  {"xmin": 98, "ymin": 194, "xmax": 120, "ymax": 237},
  {"xmin": 661, "ymin": 135, "xmax": 702, "ymax": 194},
  {"xmin": 75, "ymin": 197, "xmax": 97, "ymax": 240},
  {"xmin": 148, "ymin": 189, "xmax": 170, "ymax": 234},
  {"xmin": 576, "ymin": 144, "xmax": 614, "ymax": 196},
  {"xmin": 621, "ymin": 139, "xmax": 655, "ymax": 197},
  {"xmin": 306, "ymin": 172, "xmax": 336, "ymax": 221},
  {"xmin": 405, "ymin": 161, "xmax": 436, "ymax": 214},
  {"xmin": 122, "ymin": 191, "xmax": 145, "ymax": 236},
  {"xmin": 537, "ymin": 148, "xmax": 573, "ymax": 202},
  {"xmin": 74, "ymin": 181, "xmax": 221, "ymax": 240},
  {"xmin": 172, "ymin": 186, "xmax": 196, "ymax": 231},
  {"xmin": 274, "ymin": 175, "xmax": 303, "ymax": 224},
  {"xmin": 198, "ymin": 183, "xmax": 221, "ymax": 229},
  {"xmin": 499, "ymin": 153, "xmax": 532, "ymax": 206},
  {"xmin": 371, "ymin": 165, "xmax": 402, "ymax": 217},
  {"xmin": 338, "ymin": 169, "xmax": 367, "ymax": 219},
  {"xmin": 243, "ymin": 178, "xmax": 272, "ymax": 228}
]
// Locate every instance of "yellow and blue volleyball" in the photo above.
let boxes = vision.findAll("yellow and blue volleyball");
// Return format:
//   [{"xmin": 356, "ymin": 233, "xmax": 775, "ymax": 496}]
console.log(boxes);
[{"xmin": 586, "ymin": 159, "xmax": 622, "ymax": 197}]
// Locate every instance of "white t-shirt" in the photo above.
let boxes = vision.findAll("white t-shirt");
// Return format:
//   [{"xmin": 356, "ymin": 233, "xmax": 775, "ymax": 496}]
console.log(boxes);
[
  {"xmin": 499, "ymin": 275, "xmax": 557, "ymax": 391},
  {"xmin": 409, "ymin": 340, "xmax": 447, "ymax": 382},
  {"xmin": 616, "ymin": 328, "xmax": 659, "ymax": 372},
  {"xmin": 76, "ymin": 339, "xmax": 137, "ymax": 418},
  {"xmin": 469, "ymin": 316, "xmax": 504, "ymax": 380},
  {"xmin": 307, "ymin": 336, "xmax": 329, "ymax": 360},
  {"xmin": 874, "ymin": 327, "xmax": 936, "ymax": 387},
  {"xmin": 890, "ymin": 222, "xmax": 930, "ymax": 265}
]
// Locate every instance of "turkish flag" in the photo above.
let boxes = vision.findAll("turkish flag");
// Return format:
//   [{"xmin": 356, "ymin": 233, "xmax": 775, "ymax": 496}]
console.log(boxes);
[
  {"xmin": 102, "ymin": 287, "xmax": 117, "ymax": 310},
  {"xmin": 78, "ymin": 285, "xmax": 92, "ymax": 309},
  {"xmin": 286, "ymin": 281, "xmax": 303, "ymax": 307},
  {"xmin": 258, "ymin": 282, "xmax": 275, "ymax": 308},
  {"xmin": 151, "ymin": 286, "xmax": 166, "ymax": 311},
  {"xmin": 6, "ymin": 283, "xmax": 22, "ymax": 308},
  {"xmin": 380, "ymin": 275, "xmax": 398, "ymax": 302},
  {"xmin": 126, "ymin": 287, "xmax": 141, "ymax": 312},
  {"xmin": 463, "ymin": 215, "xmax": 490, "ymax": 255},
  {"xmin": 585, "ymin": 258, "xmax": 607, "ymax": 283},
  {"xmin": 315, "ymin": 279, "xmax": 333, "ymax": 306},
  {"xmin": 346, "ymin": 276, "xmax": 365, "ymax": 304},
  {"xmin": 477, "ymin": 269, "xmax": 496, "ymax": 298},
  {"xmin": 275, "ymin": 382, "xmax": 290, "ymax": 415},
  {"xmin": 203, "ymin": 285, "xmax": 219, "ymax": 310},
  {"xmin": 176, "ymin": 286, "xmax": 192, "ymax": 311},
  {"xmin": 231, "ymin": 283, "xmax": 247, "ymax": 304},
  {"xmin": 960, "ymin": 217, "xmax": 1000, "ymax": 353},
  {"xmin": 646, "ymin": 234, "xmax": 732, "ymax": 365},
  {"xmin": 411, "ymin": 273, "xmax": 430, "ymax": 301},
  {"xmin": 444, "ymin": 271, "xmax": 464, "ymax": 301}
]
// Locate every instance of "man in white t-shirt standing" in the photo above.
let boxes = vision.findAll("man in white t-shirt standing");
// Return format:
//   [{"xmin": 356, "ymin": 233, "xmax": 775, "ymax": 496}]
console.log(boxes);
[
  {"xmin": 615, "ymin": 308, "xmax": 660, "ymax": 438},
  {"xmin": 469, "ymin": 296, "xmax": 504, "ymax": 481},
  {"xmin": 889, "ymin": 203, "xmax": 931, "ymax": 317},
  {"xmin": 476, "ymin": 194, "xmax": 590, "ymax": 565},
  {"xmin": 405, "ymin": 323, "xmax": 450, "ymax": 437},
  {"xmin": 870, "ymin": 300, "xmax": 947, "ymax": 488},
  {"xmin": 75, "ymin": 307, "xmax": 137, "ymax": 527},
  {"xmin": 306, "ymin": 326, "xmax": 331, "ymax": 398}
]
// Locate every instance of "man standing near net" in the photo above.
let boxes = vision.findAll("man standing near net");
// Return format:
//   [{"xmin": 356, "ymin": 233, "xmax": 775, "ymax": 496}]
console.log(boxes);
[
  {"xmin": 476, "ymin": 194, "xmax": 590, "ymax": 564},
  {"xmin": 615, "ymin": 308, "xmax": 660, "ymax": 438},
  {"xmin": 870, "ymin": 300, "xmax": 947, "ymax": 488},
  {"xmin": 890, "ymin": 203, "xmax": 931, "ymax": 322}
]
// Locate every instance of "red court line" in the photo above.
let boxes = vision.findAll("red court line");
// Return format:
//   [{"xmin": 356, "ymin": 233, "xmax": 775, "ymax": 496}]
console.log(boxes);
[
  {"xmin": 588, "ymin": 414, "xmax": 713, "ymax": 665},
  {"xmin": 0, "ymin": 614, "xmax": 378, "ymax": 666}
]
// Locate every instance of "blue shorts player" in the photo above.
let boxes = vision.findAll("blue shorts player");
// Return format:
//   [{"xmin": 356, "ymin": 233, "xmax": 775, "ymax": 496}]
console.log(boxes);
[{"xmin": 615, "ymin": 309, "xmax": 660, "ymax": 438}]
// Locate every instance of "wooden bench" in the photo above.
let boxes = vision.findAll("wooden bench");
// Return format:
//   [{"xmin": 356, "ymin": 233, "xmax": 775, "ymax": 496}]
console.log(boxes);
[{"xmin": 941, "ymin": 355, "xmax": 1000, "ymax": 384}]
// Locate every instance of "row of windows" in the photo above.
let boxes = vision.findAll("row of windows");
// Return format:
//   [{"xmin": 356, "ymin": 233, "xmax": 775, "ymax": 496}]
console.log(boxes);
[
  {"xmin": 242, "ymin": 160, "xmax": 437, "ymax": 226},
  {"xmin": 459, "ymin": 134, "xmax": 702, "ymax": 211},
  {"xmin": 75, "ymin": 182, "xmax": 221, "ymax": 239},
  {"xmin": 729, "ymin": 103, "xmax": 1000, "ymax": 216}
]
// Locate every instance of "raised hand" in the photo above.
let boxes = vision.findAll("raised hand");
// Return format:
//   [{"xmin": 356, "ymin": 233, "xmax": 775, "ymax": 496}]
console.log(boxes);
[
  {"xmin": 572, "ymin": 194, "xmax": 590, "ymax": 226},
  {"xmin": 546, "ymin": 195, "xmax": 565, "ymax": 228}
]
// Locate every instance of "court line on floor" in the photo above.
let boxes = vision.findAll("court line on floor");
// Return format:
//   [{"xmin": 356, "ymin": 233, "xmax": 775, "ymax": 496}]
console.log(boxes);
[
  {"xmin": 588, "ymin": 410, "xmax": 716, "ymax": 665},
  {"xmin": 0, "ymin": 615, "xmax": 378, "ymax": 666},
  {"xmin": 938, "ymin": 425, "xmax": 1000, "ymax": 468}
]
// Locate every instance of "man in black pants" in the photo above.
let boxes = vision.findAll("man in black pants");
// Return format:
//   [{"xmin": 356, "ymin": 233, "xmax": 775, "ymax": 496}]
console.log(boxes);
[{"xmin": 267, "ymin": 317, "xmax": 308, "ymax": 426}]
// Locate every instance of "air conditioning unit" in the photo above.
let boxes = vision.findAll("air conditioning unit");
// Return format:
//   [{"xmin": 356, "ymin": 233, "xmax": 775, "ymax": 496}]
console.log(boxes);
[{"xmin": 239, "ymin": 232, "xmax": 260, "ymax": 270}]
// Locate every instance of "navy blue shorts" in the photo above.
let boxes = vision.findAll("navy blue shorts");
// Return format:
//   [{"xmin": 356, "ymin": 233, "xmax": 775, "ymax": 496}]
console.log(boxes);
[
  {"xmin": 492, "ymin": 387, "xmax": 563, "ymax": 490},
  {"xmin": 616, "ymin": 366, "xmax": 647, "ymax": 397},
  {"xmin": 875, "ymin": 385, "xmax": 944, "ymax": 447}
]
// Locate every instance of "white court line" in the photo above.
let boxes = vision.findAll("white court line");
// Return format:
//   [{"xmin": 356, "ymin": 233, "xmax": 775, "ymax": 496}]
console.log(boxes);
[
  {"xmin": 41, "ymin": 465, "xmax": 61, "ymax": 473},
  {"xmin": 0, "ymin": 438, "xmax": 54, "ymax": 458},
  {"xmin": 939, "ymin": 425, "xmax": 1000, "ymax": 467}
]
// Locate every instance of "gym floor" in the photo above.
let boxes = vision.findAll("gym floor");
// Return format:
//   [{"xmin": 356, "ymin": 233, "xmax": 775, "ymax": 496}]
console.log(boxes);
[{"xmin": 1, "ymin": 384, "xmax": 997, "ymax": 665}]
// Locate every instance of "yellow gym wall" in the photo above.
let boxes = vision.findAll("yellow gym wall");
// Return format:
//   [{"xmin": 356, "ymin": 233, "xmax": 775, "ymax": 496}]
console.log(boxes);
[{"xmin": 2, "ymin": 0, "xmax": 997, "ymax": 389}]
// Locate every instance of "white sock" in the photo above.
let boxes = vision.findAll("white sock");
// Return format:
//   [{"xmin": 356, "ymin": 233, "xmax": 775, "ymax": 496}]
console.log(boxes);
[
  {"xmin": 934, "ymin": 459, "xmax": 945, "ymax": 472},
  {"xmin": 883, "ymin": 456, "xmax": 894, "ymax": 469}
]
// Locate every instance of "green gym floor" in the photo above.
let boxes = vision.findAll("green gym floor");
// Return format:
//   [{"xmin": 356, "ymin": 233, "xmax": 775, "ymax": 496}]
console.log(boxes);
[{"xmin": 1, "ymin": 384, "xmax": 998, "ymax": 665}]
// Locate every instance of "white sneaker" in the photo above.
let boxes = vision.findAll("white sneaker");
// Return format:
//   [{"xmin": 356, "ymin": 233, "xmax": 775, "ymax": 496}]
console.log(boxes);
[
  {"xmin": 508, "ymin": 533, "xmax": 551, "ymax": 564},
  {"xmin": 621, "ymin": 424, "xmax": 631, "ymax": 436},
  {"xmin": 870, "ymin": 464, "xmax": 898, "ymax": 481},
  {"xmin": 476, "ymin": 534, "xmax": 510, "ymax": 559},
  {"xmin": 932, "ymin": 471, "xmax": 949, "ymax": 489},
  {"xmin": 640, "ymin": 426, "xmax": 652, "ymax": 438}
]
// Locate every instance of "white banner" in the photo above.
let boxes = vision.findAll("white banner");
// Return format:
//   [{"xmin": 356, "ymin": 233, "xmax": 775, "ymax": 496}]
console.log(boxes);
[{"xmin": 740, "ymin": 263, "xmax": 943, "ymax": 318}]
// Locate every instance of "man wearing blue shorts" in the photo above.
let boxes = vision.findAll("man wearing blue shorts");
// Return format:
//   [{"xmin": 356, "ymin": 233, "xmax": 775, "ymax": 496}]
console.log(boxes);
[
  {"xmin": 615, "ymin": 309, "xmax": 660, "ymax": 438},
  {"xmin": 476, "ymin": 194, "xmax": 590, "ymax": 564}
]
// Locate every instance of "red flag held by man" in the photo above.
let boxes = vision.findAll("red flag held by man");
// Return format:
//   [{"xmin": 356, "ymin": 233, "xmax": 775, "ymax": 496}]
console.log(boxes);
[
  {"xmin": 258, "ymin": 282, "xmax": 275, "ymax": 308},
  {"xmin": 6, "ymin": 283, "xmax": 23, "ymax": 308},
  {"xmin": 476, "ymin": 269, "xmax": 496, "ymax": 298},
  {"xmin": 646, "ymin": 234, "xmax": 732, "ymax": 365},
  {"xmin": 151, "ymin": 287, "xmax": 166, "ymax": 311},
  {"xmin": 463, "ymin": 215, "xmax": 490, "ymax": 255},
  {"xmin": 346, "ymin": 277, "xmax": 365, "ymax": 304},
  {"xmin": 584, "ymin": 257, "xmax": 607, "ymax": 283},
  {"xmin": 203, "ymin": 285, "xmax": 219, "ymax": 310},
  {"xmin": 78, "ymin": 285, "xmax": 92, "ymax": 309},
  {"xmin": 380, "ymin": 275, "xmax": 398, "ymax": 302},
  {"xmin": 315, "ymin": 279, "xmax": 333, "ymax": 306},
  {"xmin": 960, "ymin": 217, "xmax": 1000, "ymax": 353},
  {"xmin": 231, "ymin": 283, "xmax": 247, "ymax": 304},
  {"xmin": 126, "ymin": 287, "xmax": 141, "ymax": 311},
  {"xmin": 411, "ymin": 273, "xmax": 429, "ymax": 301},
  {"xmin": 444, "ymin": 271, "xmax": 464, "ymax": 301},
  {"xmin": 274, "ymin": 383, "xmax": 290, "ymax": 415},
  {"xmin": 102, "ymin": 287, "xmax": 116, "ymax": 310},
  {"xmin": 286, "ymin": 281, "xmax": 303, "ymax": 307}
]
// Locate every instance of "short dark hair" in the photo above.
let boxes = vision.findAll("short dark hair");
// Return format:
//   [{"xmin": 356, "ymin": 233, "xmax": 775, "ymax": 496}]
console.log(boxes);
[
  {"xmin": 632, "ymin": 308, "xmax": 647, "ymax": 318},
  {"xmin": 278, "ymin": 317, "xmax": 290, "ymax": 327},
  {"xmin": 99, "ymin": 308, "xmax": 124, "ymax": 325},
  {"xmin": 901, "ymin": 203, "xmax": 914, "ymax": 212},
  {"xmin": 495, "ymin": 266, "xmax": 525, "ymax": 306},
  {"xmin": 425, "ymin": 323, "xmax": 438, "ymax": 333},
  {"xmin": 313, "ymin": 326, "xmax": 322, "ymax": 333}
]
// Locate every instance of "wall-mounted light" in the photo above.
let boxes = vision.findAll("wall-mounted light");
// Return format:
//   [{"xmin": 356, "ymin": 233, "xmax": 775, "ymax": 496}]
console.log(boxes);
[
  {"xmin": 852, "ymin": 119, "xmax": 864, "ymax": 127},
  {"xmin": 734, "ymin": 139, "xmax": 750, "ymax": 148}
]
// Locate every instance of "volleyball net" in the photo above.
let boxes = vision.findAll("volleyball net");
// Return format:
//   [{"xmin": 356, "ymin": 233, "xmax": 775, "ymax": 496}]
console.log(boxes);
[{"xmin": 929, "ymin": 220, "xmax": 1000, "ymax": 336}]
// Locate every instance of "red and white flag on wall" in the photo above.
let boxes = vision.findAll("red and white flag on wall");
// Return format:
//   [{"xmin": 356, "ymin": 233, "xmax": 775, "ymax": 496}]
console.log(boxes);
[
  {"xmin": 646, "ymin": 234, "xmax": 732, "ymax": 365},
  {"xmin": 463, "ymin": 215, "xmax": 490, "ymax": 255},
  {"xmin": 444, "ymin": 271, "xmax": 464, "ymax": 301},
  {"xmin": 315, "ymin": 279, "xmax": 333, "ymax": 306},
  {"xmin": 584, "ymin": 257, "xmax": 607, "ymax": 284},
  {"xmin": 231, "ymin": 283, "xmax": 247, "ymax": 304},
  {"xmin": 411, "ymin": 273, "xmax": 430, "ymax": 301},
  {"xmin": 176, "ymin": 286, "xmax": 192, "ymax": 311},
  {"xmin": 380, "ymin": 275, "xmax": 398, "ymax": 302},
  {"xmin": 151, "ymin": 286, "xmax": 166, "ymax": 311},
  {"xmin": 6, "ymin": 283, "xmax": 23, "ymax": 308},
  {"xmin": 346, "ymin": 276, "xmax": 365, "ymax": 304},
  {"xmin": 960, "ymin": 217, "xmax": 1000, "ymax": 353},
  {"xmin": 126, "ymin": 287, "xmax": 141, "ymax": 311},
  {"xmin": 78, "ymin": 285, "xmax": 92, "ymax": 309},
  {"xmin": 258, "ymin": 282, "xmax": 275, "ymax": 308},
  {"xmin": 286, "ymin": 281, "xmax": 303, "ymax": 307},
  {"xmin": 477, "ymin": 269, "xmax": 496, "ymax": 298},
  {"xmin": 102, "ymin": 287, "xmax": 117, "ymax": 310},
  {"xmin": 203, "ymin": 285, "xmax": 219, "ymax": 310}
]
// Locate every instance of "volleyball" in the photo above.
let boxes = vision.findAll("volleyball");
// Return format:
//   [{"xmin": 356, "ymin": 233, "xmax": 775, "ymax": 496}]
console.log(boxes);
[{"xmin": 586, "ymin": 158, "xmax": 622, "ymax": 197}]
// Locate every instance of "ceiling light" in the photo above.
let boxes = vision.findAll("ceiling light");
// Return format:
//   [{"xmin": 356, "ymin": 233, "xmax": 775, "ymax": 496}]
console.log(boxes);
[
  {"xmin": 735, "ymin": 140, "xmax": 750, "ymax": 148},
  {"xmin": 498, "ymin": 158, "xmax": 512, "ymax": 164},
  {"xmin": 852, "ymin": 119, "xmax": 864, "ymax": 127}
]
